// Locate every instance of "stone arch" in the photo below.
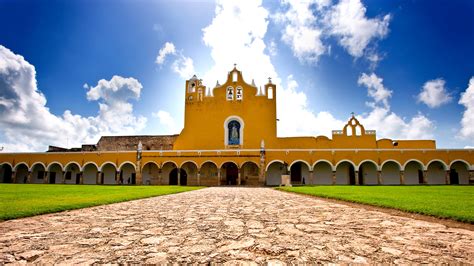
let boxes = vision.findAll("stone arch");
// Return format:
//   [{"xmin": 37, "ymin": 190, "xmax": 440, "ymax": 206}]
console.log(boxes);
[
  {"xmin": 241, "ymin": 161, "xmax": 259, "ymax": 186},
  {"xmin": 358, "ymin": 160, "xmax": 378, "ymax": 185},
  {"xmin": 29, "ymin": 162, "xmax": 46, "ymax": 172},
  {"xmin": 404, "ymin": 160, "xmax": 424, "ymax": 185},
  {"xmin": 180, "ymin": 160, "xmax": 198, "ymax": 169},
  {"xmin": 0, "ymin": 163, "xmax": 13, "ymax": 183},
  {"xmin": 265, "ymin": 160, "xmax": 286, "ymax": 186},
  {"xmin": 335, "ymin": 160, "xmax": 356, "ymax": 185},
  {"xmin": 200, "ymin": 161, "xmax": 218, "ymax": 186},
  {"xmin": 289, "ymin": 160, "xmax": 312, "ymax": 171},
  {"xmin": 64, "ymin": 161, "xmax": 82, "ymax": 184},
  {"xmin": 118, "ymin": 161, "xmax": 137, "ymax": 172},
  {"xmin": 162, "ymin": 161, "xmax": 178, "ymax": 185},
  {"xmin": 449, "ymin": 160, "xmax": 470, "ymax": 184},
  {"xmin": 47, "ymin": 161, "xmax": 64, "ymax": 172},
  {"xmin": 47, "ymin": 162, "xmax": 63, "ymax": 184},
  {"xmin": 181, "ymin": 161, "xmax": 198, "ymax": 186},
  {"xmin": 99, "ymin": 161, "xmax": 117, "ymax": 172},
  {"xmin": 14, "ymin": 162, "xmax": 29, "ymax": 172},
  {"xmin": 31, "ymin": 162, "xmax": 47, "ymax": 184},
  {"xmin": 14, "ymin": 163, "xmax": 29, "ymax": 184},
  {"xmin": 142, "ymin": 162, "xmax": 159, "ymax": 185},
  {"xmin": 381, "ymin": 160, "xmax": 401, "ymax": 185},
  {"xmin": 219, "ymin": 160, "xmax": 238, "ymax": 169},
  {"xmin": 312, "ymin": 160, "xmax": 335, "ymax": 171},
  {"xmin": 221, "ymin": 162, "xmax": 238, "ymax": 185},
  {"xmin": 426, "ymin": 160, "xmax": 447, "ymax": 184},
  {"xmin": 224, "ymin": 115, "xmax": 244, "ymax": 146},
  {"xmin": 313, "ymin": 160, "xmax": 333, "ymax": 185},
  {"xmin": 403, "ymin": 159, "xmax": 425, "ymax": 171},
  {"xmin": 82, "ymin": 162, "xmax": 99, "ymax": 185},
  {"xmin": 265, "ymin": 160, "xmax": 285, "ymax": 172},
  {"xmin": 289, "ymin": 160, "xmax": 311, "ymax": 185},
  {"xmin": 119, "ymin": 162, "xmax": 136, "ymax": 185},
  {"xmin": 425, "ymin": 159, "xmax": 448, "ymax": 171},
  {"xmin": 101, "ymin": 162, "xmax": 117, "ymax": 185}
]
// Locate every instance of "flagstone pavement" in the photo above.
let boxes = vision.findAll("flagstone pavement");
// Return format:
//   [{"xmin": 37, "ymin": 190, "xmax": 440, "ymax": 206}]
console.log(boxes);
[{"xmin": 0, "ymin": 187, "xmax": 473, "ymax": 264}]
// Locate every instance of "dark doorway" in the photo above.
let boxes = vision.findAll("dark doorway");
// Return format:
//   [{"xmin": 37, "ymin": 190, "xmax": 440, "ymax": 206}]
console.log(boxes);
[
  {"xmin": 449, "ymin": 170, "xmax": 459, "ymax": 184},
  {"xmin": 418, "ymin": 170, "xmax": 424, "ymax": 184},
  {"xmin": 0, "ymin": 165, "xmax": 12, "ymax": 183},
  {"xmin": 76, "ymin": 173, "xmax": 80, "ymax": 184},
  {"xmin": 290, "ymin": 162, "xmax": 302, "ymax": 184},
  {"xmin": 49, "ymin": 172, "xmax": 56, "ymax": 184},
  {"xmin": 170, "ymin": 168, "xmax": 187, "ymax": 185},
  {"xmin": 358, "ymin": 170, "xmax": 364, "ymax": 185},
  {"xmin": 223, "ymin": 162, "xmax": 238, "ymax": 185},
  {"xmin": 349, "ymin": 165, "xmax": 356, "ymax": 185},
  {"xmin": 131, "ymin": 173, "xmax": 136, "ymax": 185}
]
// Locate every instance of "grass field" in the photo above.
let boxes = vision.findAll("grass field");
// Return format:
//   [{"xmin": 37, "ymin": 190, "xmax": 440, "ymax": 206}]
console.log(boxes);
[
  {"xmin": 0, "ymin": 184, "xmax": 202, "ymax": 221},
  {"xmin": 277, "ymin": 186, "xmax": 474, "ymax": 223}
]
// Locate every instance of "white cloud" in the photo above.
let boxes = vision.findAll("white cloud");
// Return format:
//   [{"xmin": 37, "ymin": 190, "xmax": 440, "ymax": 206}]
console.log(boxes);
[
  {"xmin": 358, "ymin": 72, "xmax": 392, "ymax": 108},
  {"xmin": 459, "ymin": 77, "xmax": 474, "ymax": 139},
  {"xmin": 156, "ymin": 42, "xmax": 195, "ymax": 79},
  {"xmin": 357, "ymin": 72, "xmax": 435, "ymax": 139},
  {"xmin": 274, "ymin": 0, "xmax": 390, "ymax": 63},
  {"xmin": 418, "ymin": 78, "xmax": 452, "ymax": 108},
  {"xmin": 152, "ymin": 110, "xmax": 180, "ymax": 134},
  {"xmin": 155, "ymin": 42, "xmax": 176, "ymax": 65},
  {"xmin": 325, "ymin": 0, "xmax": 391, "ymax": 58},
  {"xmin": 0, "ymin": 45, "xmax": 146, "ymax": 152}
]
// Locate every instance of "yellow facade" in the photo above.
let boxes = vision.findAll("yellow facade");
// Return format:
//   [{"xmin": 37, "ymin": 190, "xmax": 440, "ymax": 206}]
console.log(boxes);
[{"xmin": 0, "ymin": 66, "xmax": 473, "ymax": 186}]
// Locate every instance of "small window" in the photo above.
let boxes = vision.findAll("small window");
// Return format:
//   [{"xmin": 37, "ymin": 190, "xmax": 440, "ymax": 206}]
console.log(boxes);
[
  {"xmin": 188, "ymin": 82, "xmax": 196, "ymax": 93},
  {"xmin": 267, "ymin": 87, "xmax": 273, "ymax": 99},
  {"xmin": 233, "ymin": 72, "xmax": 238, "ymax": 82}
]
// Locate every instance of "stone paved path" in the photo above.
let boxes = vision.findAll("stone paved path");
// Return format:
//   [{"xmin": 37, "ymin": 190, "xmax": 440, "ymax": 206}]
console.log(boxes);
[{"xmin": 0, "ymin": 187, "xmax": 473, "ymax": 264}]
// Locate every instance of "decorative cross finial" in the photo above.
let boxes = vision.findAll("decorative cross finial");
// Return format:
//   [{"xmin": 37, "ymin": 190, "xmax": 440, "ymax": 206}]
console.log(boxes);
[
  {"xmin": 351, "ymin": 112, "xmax": 355, "ymax": 117},
  {"xmin": 268, "ymin": 77, "xmax": 272, "ymax": 84},
  {"xmin": 234, "ymin": 63, "xmax": 237, "ymax": 68}
]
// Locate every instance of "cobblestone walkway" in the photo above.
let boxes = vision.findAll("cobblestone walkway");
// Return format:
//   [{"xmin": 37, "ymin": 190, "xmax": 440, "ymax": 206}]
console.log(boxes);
[{"xmin": 0, "ymin": 187, "xmax": 473, "ymax": 264}]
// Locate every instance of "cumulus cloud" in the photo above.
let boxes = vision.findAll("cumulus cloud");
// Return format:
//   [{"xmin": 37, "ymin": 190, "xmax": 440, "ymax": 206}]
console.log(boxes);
[
  {"xmin": 357, "ymin": 72, "xmax": 435, "ymax": 139},
  {"xmin": 459, "ymin": 77, "xmax": 474, "ymax": 139},
  {"xmin": 155, "ymin": 42, "xmax": 176, "ymax": 65},
  {"xmin": 325, "ymin": 0, "xmax": 391, "ymax": 58},
  {"xmin": 0, "ymin": 45, "xmax": 146, "ymax": 151},
  {"xmin": 417, "ymin": 78, "xmax": 452, "ymax": 108},
  {"xmin": 156, "ymin": 42, "xmax": 195, "ymax": 79},
  {"xmin": 358, "ymin": 72, "xmax": 392, "ymax": 108},
  {"xmin": 274, "ymin": 0, "xmax": 390, "ymax": 63}
]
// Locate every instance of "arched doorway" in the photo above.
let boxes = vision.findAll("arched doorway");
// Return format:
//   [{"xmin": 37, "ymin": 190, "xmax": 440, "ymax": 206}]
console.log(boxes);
[
  {"xmin": 265, "ymin": 161, "xmax": 286, "ymax": 186},
  {"xmin": 83, "ymin": 163, "xmax": 98, "ymax": 184},
  {"xmin": 427, "ymin": 161, "xmax": 447, "ymax": 184},
  {"xmin": 404, "ymin": 161, "xmax": 424, "ymax": 184},
  {"xmin": 200, "ymin": 161, "xmax": 218, "ymax": 186},
  {"xmin": 241, "ymin": 161, "xmax": 259, "ymax": 186},
  {"xmin": 335, "ymin": 161, "xmax": 355, "ymax": 185},
  {"xmin": 313, "ymin": 161, "xmax": 333, "ymax": 185},
  {"xmin": 0, "ymin": 164, "xmax": 13, "ymax": 183},
  {"xmin": 381, "ymin": 161, "xmax": 401, "ymax": 185},
  {"xmin": 142, "ymin": 162, "xmax": 159, "ymax": 185},
  {"xmin": 170, "ymin": 168, "xmax": 187, "ymax": 185},
  {"xmin": 31, "ymin": 163, "xmax": 46, "ymax": 184},
  {"xmin": 15, "ymin": 163, "xmax": 29, "ymax": 184},
  {"xmin": 290, "ymin": 161, "xmax": 310, "ymax": 185},
  {"xmin": 120, "ymin": 163, "xmax": 136, "ymax": 185},
  {"xmin": 450, "ymin": 161, "xmax": 470, "ymax": 184},
  {"xmin": 358, "ymin": 161, "xmax": 378, "ymax": 185},
  {"xmin": 101, "ymin": 163, "xmax": 117, "ymax": 185},
  {"xmin": 181, "ymin": 162, "xmax": 198, "ymax": 186},
  {"xmin": 222, "ymin": 162, "xmax": 238, "ymax": 185}
]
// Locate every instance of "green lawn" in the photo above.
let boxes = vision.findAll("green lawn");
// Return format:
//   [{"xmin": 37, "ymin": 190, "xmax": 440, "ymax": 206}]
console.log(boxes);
[
  {"xmin": 0, "ymin": 184, "xmax": 202, "ymax": 221},
  {"xmin": 277, "ymin": 186, "xmax": 474, "ymax": 223}
]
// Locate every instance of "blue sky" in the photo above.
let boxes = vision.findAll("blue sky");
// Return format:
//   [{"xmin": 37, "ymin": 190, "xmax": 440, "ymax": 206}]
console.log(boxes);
[{"xmin": 0, "ymin": 0, "xmax": 473, "ymax": 151}]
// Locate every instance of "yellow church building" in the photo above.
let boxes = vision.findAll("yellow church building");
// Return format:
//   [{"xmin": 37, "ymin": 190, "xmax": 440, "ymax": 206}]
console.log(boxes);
[{"xmin": 0, "ymin": 66, "xmax": 473, "ymax": 186}]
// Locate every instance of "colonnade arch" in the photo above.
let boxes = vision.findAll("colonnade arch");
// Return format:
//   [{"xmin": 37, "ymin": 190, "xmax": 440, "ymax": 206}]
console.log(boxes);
[
  {"xmin": 358, "ymin": 160, "xmax": 378, "ymax": 185},
  {"xmin": 142, "ymin": 162, "xmax": 159, "ymax": 185},
  {"xmin": 289, "ymin": 160, "xmax": 311, "ymax": 185},
  {"xmin": 82, "ymin": 163, "xmax": 99, "ymax": 185},
  {"xmin": 404, "ymin": 160, "xmax": 424, "ymax": 184},
  {"xmin": 312, "ymin": 161, "xmax": 333, "ymax": 185},
  {"xmin": 119, "ymin": 162, "xmax": 136, "ymax": 185},
  {"xmin": 427, "ymin": 160, "xmax": 447, "ymax": 184},
  {"xmin": 335, "ymin": 161, "xmax": 356, "ymax": 185},
  {"xmin": 241, "ymin": 161, "xmax": 259, "ymax": 186},
  {"xmin": 381, "ymin": 160, "xmax": 402, "ymax": 185},
  {"xmin": 449, "ymin": 160, "xmax": 470, "ymax": 184},
  {"xmin": 47, "ymin": 163, "xmax": 63, "ymax": 184},
  {"xmin": 0, "ymin": 163, "xmax": 13, "ymax": 183},
  {"xmin": 100, "ymin": 162, "xmax": 117, "ymax": 185}
]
